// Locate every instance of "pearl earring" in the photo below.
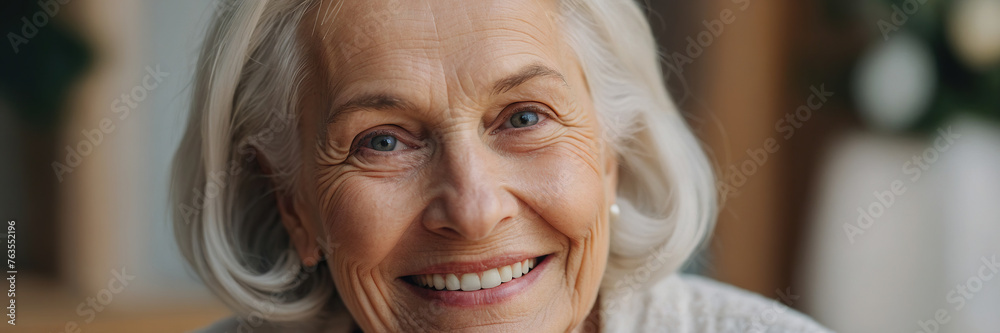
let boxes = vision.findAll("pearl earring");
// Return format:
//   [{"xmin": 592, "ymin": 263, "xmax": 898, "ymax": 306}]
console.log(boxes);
[{"xmin": 610, "ymin": 203, "xmax": 620, "ymax": 222}]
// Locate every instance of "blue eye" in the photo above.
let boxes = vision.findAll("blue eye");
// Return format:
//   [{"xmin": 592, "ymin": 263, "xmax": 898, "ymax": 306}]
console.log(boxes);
[
  {"xmin": 369, "ymin": 134, "xmax": 398, "ymax": 151},
  {"xmin": 509, "ymin": 110, "xmax": 539, "ymax": 128}
]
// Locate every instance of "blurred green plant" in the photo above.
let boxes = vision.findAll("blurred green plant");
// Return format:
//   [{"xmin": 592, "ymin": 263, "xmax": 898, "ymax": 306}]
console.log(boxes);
[
  {"xmin": 820, "ymin": 0, "xmax": 1000, "ymax": 132},
  {"xmin": 1, "ymin": 0, "xmax": 91, "ymax": 132}
]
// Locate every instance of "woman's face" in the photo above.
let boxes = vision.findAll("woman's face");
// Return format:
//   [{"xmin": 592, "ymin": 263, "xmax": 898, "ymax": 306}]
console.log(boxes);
[{"xmin": 287, "ymin": 0, "xmax": 617, "ymax": 331}]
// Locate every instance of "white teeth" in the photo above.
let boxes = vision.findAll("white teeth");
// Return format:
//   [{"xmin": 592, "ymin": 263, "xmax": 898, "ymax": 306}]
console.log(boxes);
[
  {"xmin": 416, "ymin": 257, "xmax": 542, "ymax": 291},
  {"xmin": 445, "ymin": 274, "xmax": 461, "ymax": 291},
  {"xmin": 433, "ymin": 274, "xmax": 445, "ymax": 290},
  {"xmin": 499, "ymin": 265, "xmax": 513, "ymax": 282},
  {"xmin": 481, "ymin": 268, "xmax": 502, "ymax": 289},
  {"xmin": 460, "ymin": 273, "xmax": 481, "ymax": 291}
]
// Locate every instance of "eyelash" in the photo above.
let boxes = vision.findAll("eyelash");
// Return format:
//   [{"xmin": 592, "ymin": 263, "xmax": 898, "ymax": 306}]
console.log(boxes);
[
  {"xmin": 351, "ymin": 128, "xmax": 408, "ymax": 155},
  {"xmin": 492, "ymin": 103, "xmax": 550, "ymax": 134},
  {"xmin": 349, "ymin": 103, "xmax": 552, "ymax": 155}
]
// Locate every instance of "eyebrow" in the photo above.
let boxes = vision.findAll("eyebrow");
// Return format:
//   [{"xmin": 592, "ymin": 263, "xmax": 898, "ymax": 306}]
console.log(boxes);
[
  {"xmin": 492, "ymin": 63, "xmax": 567, "ymax": 95},
  {"xmin": 326, "ymin": 63, "xmax": 567, "ymax": 124},
  {"xmin": 326, "ymin": 93, "xmax": 414, "ymax": 124}
]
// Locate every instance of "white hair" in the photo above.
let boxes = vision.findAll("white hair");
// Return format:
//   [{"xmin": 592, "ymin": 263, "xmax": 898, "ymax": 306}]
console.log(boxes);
[{"xmin": 172, "ymin": 0, "xmax": 717, "ymax": 323}]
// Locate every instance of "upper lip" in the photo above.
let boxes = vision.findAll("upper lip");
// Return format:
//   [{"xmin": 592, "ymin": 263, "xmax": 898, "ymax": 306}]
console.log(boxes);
[{"xmin": 400, "ymin": 253, "xmax": 547, "ymax": 277}]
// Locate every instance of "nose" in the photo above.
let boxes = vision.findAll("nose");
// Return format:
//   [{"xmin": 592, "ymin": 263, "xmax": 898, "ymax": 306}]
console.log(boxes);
[{"xmin": 421, "ymin": 134, "xmax": 517, "ymax": 241}]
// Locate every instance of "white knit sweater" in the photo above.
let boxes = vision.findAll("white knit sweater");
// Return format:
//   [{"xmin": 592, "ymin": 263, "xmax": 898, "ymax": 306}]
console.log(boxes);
[
  {"xmin": 197, "ymin": 274, "xmax": 831, "ymax": 332},
  {"xmin": 600, "ymin": 274, "xmax": 831, "ymax": 332}
]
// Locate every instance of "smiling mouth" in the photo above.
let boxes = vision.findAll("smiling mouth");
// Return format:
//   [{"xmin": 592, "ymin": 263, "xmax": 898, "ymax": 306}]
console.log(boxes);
[{"xmin": 405, "ymin": 255, "xmax": 548, "ymax": 292}]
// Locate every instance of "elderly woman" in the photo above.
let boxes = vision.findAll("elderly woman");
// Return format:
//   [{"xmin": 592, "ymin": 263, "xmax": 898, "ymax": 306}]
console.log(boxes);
[{"xmin": 172, "ymin": 0, "xmax": 830, "ymax": 332}]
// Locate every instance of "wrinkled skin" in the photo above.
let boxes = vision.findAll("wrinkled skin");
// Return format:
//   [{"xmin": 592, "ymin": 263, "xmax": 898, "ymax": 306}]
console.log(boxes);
[{"xmin": 276, "ymin": 0, "xmax": 617, "ymax": 331}]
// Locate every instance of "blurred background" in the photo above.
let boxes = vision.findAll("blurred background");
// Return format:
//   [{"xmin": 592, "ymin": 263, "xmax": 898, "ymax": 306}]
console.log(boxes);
[{"xmin": 1, "ymin": 0, "xmax": 998, "ymax": 332}]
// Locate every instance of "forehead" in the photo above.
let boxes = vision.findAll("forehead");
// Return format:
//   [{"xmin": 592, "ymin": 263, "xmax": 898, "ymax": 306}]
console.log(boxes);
[{"xmin": 301, "ymin": 0, "xmax": 569, "ymax": 96}]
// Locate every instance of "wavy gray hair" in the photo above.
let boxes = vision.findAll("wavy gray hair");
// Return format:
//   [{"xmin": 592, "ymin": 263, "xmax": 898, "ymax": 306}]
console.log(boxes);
[{"xmin": 172, "ymin": 0, "xmax": 717, "ymax": 322}]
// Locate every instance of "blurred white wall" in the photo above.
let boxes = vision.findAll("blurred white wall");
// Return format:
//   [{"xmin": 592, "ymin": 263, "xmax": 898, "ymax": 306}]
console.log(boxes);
[
  {"xmin": 128, "ymin": 0, "xmax": 219, "ymax": 303},
  {"xmin": 60, "ymin": 0, "xmax": 222, "ymax": 308},
  {"xmin": 800, "ymin": 115, "xmax": 1000, "ymax": 333}
]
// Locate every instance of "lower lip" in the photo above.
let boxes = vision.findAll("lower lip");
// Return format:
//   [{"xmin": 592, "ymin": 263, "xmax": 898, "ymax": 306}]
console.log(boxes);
[{"xmin": 401, "ymin": 255, "xmax": 551, "ymax": 307}]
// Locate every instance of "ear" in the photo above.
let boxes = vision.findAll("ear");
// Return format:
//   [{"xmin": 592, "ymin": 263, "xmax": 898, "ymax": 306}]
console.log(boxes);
[
  {"xmin": 256, "ymin": 149, "xmax": 323, "ymax": 267},
  {"xmin": 603, "ymin": 144, "xmax": 619, "ymax": 205}
]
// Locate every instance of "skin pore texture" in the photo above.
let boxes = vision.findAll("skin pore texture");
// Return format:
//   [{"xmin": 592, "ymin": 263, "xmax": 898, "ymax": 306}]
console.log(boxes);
[{"xmin": 275, "ymin": 0, "xmax": 618, "ymax": 331}]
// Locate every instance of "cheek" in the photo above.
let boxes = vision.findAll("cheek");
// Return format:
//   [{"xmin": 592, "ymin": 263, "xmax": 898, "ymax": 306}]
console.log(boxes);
[
  {"xmin": 316, "ymin": 174, "xmax": 423, "ymax": 276},
  {"xmin": 512, "ymin": 141, "xmax": 610, "ymax": 317},
  {"xmin": 513, "ymin": 137, "xmax": 608, "ymax": 240}
]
